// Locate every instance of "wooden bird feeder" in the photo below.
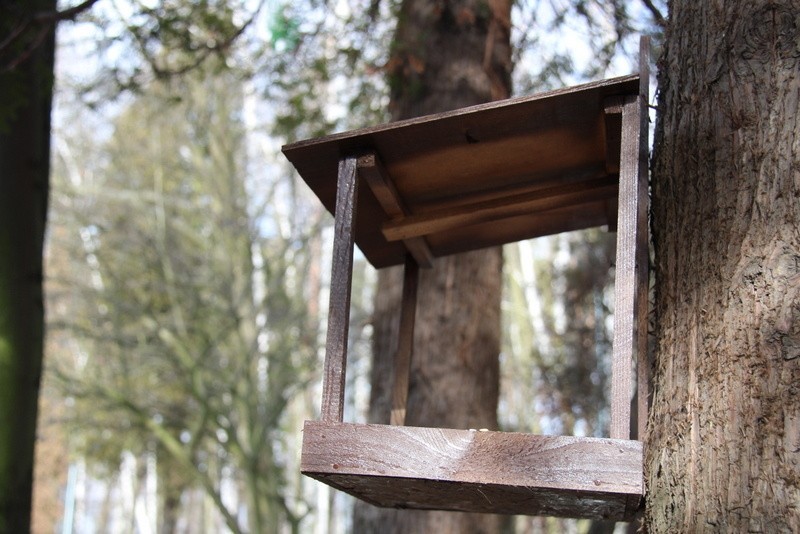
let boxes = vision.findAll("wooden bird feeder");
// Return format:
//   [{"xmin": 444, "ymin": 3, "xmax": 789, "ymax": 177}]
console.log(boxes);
[{"xmin": 282, "ymin": 53, "xmax": 649, "ymax": 520}]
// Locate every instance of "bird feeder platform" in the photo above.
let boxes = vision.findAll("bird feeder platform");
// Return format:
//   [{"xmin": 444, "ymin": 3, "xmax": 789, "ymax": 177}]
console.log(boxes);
[{"xmin": 282, "ymin": 62, "xmax": 649, "ymax": 520}]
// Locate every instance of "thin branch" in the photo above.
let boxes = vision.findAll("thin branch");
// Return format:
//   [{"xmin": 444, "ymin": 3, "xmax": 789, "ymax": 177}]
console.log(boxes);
[
  {"xmin": 640, "ymin": 0, "xmax": 666, "ymax": 28},
  {"xmin": 1, "ymin": 0, "xmax": 100, "ymax": 70},
  {"xmin": 34, "ymin": 0, "xmax": 102, "ymax": 24},
  {"xmin": 129, "ymin": 0, "xmax": 268, "ymax": 83}
]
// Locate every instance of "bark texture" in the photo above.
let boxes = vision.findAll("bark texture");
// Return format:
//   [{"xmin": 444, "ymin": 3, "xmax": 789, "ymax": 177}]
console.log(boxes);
[
  {"xmin": 353, "ymin": 1, "xmax": 511, "ymax": 532},
  {"xmin": 647, "ymin": 1, "xmax": 800, "ymax": 531},
  {"xmin": 0, "ymin": 2, "xmax": 55, "ymax": 532}
]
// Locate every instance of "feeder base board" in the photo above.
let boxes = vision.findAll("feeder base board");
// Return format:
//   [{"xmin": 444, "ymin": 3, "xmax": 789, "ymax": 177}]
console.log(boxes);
[{"xmin": 301, "ymin": 421, "xmax": 643, "ymax": 520}]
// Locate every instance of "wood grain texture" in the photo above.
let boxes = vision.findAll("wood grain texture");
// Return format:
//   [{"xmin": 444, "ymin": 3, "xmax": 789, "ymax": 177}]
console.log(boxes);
[
  {"xmin": 357, "ymin": 153, "xmax": 434, "ymax": 268},
  {"xmin": 610, "ymin": 96, "xmax": 643, "ymax": 440},
  {"xmin": 636, "ymin": 36, "xmax": 651, "ymax": 443},
  {"xmin": 320, "ymin": 157, "xmax": 358, "ymax": 422},
  {"xmin": 283, "ymin": 75, "xmax": 639, "ymax": 268},
  {"xmin": 302, "ymin": 421, "xmax": 643, "ymax": 519},
  {"xmin": 382, "ymin": 175, "xmax": 618, "ymax": 242},
  {"xmin": 390, "ymin": 256, "xmax": 419, "ymax": 426}
]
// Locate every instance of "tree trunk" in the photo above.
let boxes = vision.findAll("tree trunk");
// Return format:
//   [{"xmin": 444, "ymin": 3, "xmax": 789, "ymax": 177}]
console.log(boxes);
[
  {"xmin": 353, "ymin": 1, "xmax": 511, "ymax": 533},
  {"xmin": 0, "ymin": 2, "xmax": 55, "ymax": 531},
  {"xmin": 647, "ymin": 1, "xmax": 800, "ymax": 531}
]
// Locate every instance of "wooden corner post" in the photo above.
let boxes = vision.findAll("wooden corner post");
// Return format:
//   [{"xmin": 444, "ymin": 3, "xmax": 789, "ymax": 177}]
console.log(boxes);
[
  {"xmin": 320, "ymin": 156, "xmax": 359, "ymax": 422},
  {"xmin": 610, "ymin": 36, "xmax": 650, "ymax": 440},
  {"xmin": 636, "ymin": 36, "xmax": 651, "ymax": 441},
  {"xmin": 390, "ymin": 254, "xmax": 419, "ymax": 425}
]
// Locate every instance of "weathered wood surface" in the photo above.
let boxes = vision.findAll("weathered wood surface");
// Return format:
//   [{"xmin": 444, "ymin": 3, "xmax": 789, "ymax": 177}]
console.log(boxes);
[
  {"xmin": 283, "ymin": 75, "xmax": 639, "ymax": 268},
  {"xmin": 635, "ymin": 36, "xmax": 651, "ymax": 441},
  {"xmin": 382, "ymin": 175, "xmax": 618, "ymax": 242},
  {"xmin": 357, "ymin": 153, "xmax": 434, "ymax": 268},
  {"xmin": 320, "ymin": 157, "xmax": 358, "ymax": 422},
  {"xmin": 302, "ymin": 421, "xmax": 643, "ymax": 519},
  {"xmin": 605, "ymin": 37, "xmax": 650, "ymax": 442},
  {"xmin": 609, "ymin": 96, "xmax": 642, "ymax": 440},
  {"xmin": 390, "ymin": 255, "xmax": 419, "ymax": 426}
]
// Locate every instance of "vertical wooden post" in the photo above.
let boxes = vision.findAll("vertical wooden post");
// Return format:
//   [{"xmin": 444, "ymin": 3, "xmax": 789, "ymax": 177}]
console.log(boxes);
[
  {"xmin": 390, "ymin": 254, "xmax": 419, "ymax": 426},
  {"xmin": 636, "ymin": 36, "xmax": 651, "ymax": 441},
  {"xmin": 610, "ymin": 95, "xmax": 644, "ymax": 440},
  {"xmin": 321, "ymin": 156, "xmax": 358, "ymax": 422}
]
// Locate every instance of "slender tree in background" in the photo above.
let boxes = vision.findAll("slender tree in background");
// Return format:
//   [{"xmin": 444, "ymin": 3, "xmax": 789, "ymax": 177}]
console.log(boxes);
[
  {"xmin": 0, "ymin": 1, "xmax": 258, "ymax": 529},
  {"xmin": 354, "ymin": 1, "xmax": 511, "ymax": 533},
  {"xmin": 19, "ymin": 1, "xmax": 395, "ymax": 530},
  {"xmin": 647, "ymin": 1, "xmax": 799, "ymax": 530},
  {"xmin": 0, "ymin": 2, "xmax": 57, "ymax": 531},
  {"xmin": 48, "ymin": 64, "xmax": 323, "ymax": 533}
]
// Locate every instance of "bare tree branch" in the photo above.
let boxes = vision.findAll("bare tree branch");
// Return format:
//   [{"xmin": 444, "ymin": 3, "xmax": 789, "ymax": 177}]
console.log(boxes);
[
  {"xmin": 640, "ymin": 0, "xmax": 666, "ymax": 28},
  {"xmin": 126, "ymin": 0, "xmax": 268, "ymax": 83},
  {"xmin": 1, "ymin": 0, "xmax": 100, "ymax": 70},
  {"xmin": 34, "ymin": 0, "xmax": 101, "ymax": 23}
]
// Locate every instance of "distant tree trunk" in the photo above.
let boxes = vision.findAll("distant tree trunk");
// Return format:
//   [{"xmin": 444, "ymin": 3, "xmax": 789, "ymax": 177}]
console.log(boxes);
[
  {"xmin": 0, "ymin": 2, "xmax": 55, "ymax": 532},
  {"xmin": 647, "ymin": 1, "xmax": 799, "ymax": 531},
  {"xmin": 353, "ymin": 1, "xmax": 511, "ymax": 533}
]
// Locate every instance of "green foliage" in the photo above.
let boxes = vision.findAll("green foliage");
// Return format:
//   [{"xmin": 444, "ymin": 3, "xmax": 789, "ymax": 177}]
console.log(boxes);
[
  {"xmin": 268, "ymin": 4, "xmax": 301, "ymax": 50},
  {"xmin": 513, "ymin": 0, "xmax": 665, "ymax": 93},
  {"xmin": 266, "ymin": 1, "xmax": 398, "ymax": 142},
  {"xmin": 49, "ymin": 62, "xmax": 321, "ymax": 532},
  {"xmin": 67, "ymin": 0, "xmax": 259, "ymax": 104}
]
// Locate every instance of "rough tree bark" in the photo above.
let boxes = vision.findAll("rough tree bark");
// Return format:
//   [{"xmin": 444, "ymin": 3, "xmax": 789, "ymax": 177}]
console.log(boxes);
[
  {"xmin": 353, "ymin": 1, "xmax": 511, "ymax": 533},
  {"xmin": 0, "ymin": 2, "xmax": 56, "ymax": 532},
  {"xmin": 647, "ymin": 1, "xmax": 799, "ymax": 531}
]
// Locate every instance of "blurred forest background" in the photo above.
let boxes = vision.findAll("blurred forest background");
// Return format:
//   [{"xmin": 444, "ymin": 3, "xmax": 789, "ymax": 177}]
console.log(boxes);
[{"xmin": 32, "ymin": 0, "xmax": 664, "ymax": 532}]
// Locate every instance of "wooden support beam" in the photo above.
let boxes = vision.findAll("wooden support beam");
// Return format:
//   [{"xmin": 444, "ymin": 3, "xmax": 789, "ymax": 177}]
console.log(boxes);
[
  {"xmin": 390, "ymin": 255, "xmax": 419, "ymax": 426},
  {"xmin": 382, "ymin": 176, "xmax": 618, "ymax": 242},
  {"xmin": 357, "ymin": 153, "xmax": 434, "ymax": 268},
  {"xmin": 636, "ymin": 35, "xmax": 651, "ymax": 441},
  {"xmin": 320, "ymin": 156, "xmax": 359, "ymax": 422},
  {"xmin": 610, "ymin": 95, "xmax": 644, "ymax": 440}
]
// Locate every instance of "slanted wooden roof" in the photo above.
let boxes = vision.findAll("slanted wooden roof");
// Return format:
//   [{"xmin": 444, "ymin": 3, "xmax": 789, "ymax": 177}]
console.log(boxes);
[{"xmin": 282, "ymin": 74, "xmax": 640, "ymax": 268}]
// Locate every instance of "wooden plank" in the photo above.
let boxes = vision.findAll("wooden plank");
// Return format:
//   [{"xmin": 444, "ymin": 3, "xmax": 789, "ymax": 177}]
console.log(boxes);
[
  {"xmin": 610, "ymin": 96, "xmax": 642, "ymax": 440},
  {"xmin": 301, "ymin": 421, "xmax": 643, "ymax": 519},
  {"xmin": 284, "ymin": 75, "xmax": 639, "ymax": 154},
  {"xmin": 356, "ymin": 153, "xmax": 404, "ymax": 216},
  {"xmin": 423, "ymin": 202, "xmax": 611, "ymax": 257},
  {"xmin": 282, "ymin": 75, "xmax": 640, "ymax": 268},
  {"xmin": 636, "ymin": 35, "xmax": 651, "ymax": 441},
  {"xmin": 382, "ymin": 176, "xmax": 618, "ymax": 242},
  {"xmin": 357, "ymin": 153, "xmax": 434, "ymax": 268},
  {"xmin": 390, "ymin": 255, "xmax": 419, "ymax": 426},
  {"xmin": 320, "ymin": 157, "xmax": 358, "ymax": 422}
]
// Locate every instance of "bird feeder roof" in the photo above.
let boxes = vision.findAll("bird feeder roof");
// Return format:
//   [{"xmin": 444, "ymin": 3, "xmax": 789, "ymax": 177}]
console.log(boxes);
[{"xmin": 282, "ymin": 74, "xmax": 640, "ymax": 268}]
